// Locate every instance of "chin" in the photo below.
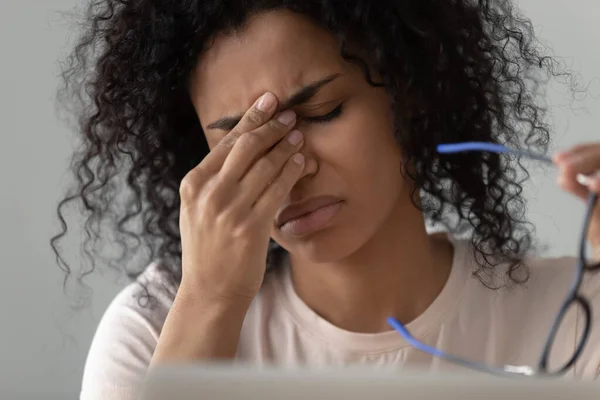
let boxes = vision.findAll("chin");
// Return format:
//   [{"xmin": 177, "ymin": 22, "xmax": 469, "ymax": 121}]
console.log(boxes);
[{"xmin": 275, "ymin": 226, "xmax": 368, "ymax": 264}]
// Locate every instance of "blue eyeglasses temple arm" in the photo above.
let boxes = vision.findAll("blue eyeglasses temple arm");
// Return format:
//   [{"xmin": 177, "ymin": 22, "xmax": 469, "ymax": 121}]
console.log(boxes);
[
  {"xmin": 386, "ymin": 317, "xmax": 446, "ymax": 357},
  {"xmin": 387, "ymin": 317, "xmax": 537, "ymax": 377},
  {"xmin": 437, "ymin": 142, "xmax": 554, "ymax": 165}
]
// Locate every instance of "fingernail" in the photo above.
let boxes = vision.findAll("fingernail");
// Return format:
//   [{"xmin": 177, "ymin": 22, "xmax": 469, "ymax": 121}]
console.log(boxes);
[
  {"xmin": 257, "ymin": 92, "xmax": 276, "ymax": 111},
  {"xmin": 277, "ymin": 110, "xmax": 296, "ymax": 125},
  {"xmin": 287, "ymin": 130, "xmax": 303, "ymax": 145},
  {"xmin": 577, "ymin": 173, "xmax": 591, "ymax": 187},
  {"xmin": 293, "ymin": 153, "xmax": 305, "ymax": 165},
  {"xmin": 578, "ymin": 172, "xmax": 600, "ymax": 188}
]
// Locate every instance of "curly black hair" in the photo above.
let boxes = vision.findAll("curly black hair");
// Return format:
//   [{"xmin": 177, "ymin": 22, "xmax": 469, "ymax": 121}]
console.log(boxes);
[{"xmin": 53, "ymin": 0, "xmax": 567, "ymax": 296}]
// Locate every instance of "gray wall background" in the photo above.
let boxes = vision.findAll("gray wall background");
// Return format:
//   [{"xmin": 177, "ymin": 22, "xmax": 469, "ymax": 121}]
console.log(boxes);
[{"xmin": 0, "ymin": 0, "xmax": 598, "ymax": 398}]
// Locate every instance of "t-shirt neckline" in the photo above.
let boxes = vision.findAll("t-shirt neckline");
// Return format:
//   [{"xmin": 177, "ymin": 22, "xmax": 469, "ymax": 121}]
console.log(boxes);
[{"xmin": 274, "ymin": 238, "xmax": 471, "ymax": 354}]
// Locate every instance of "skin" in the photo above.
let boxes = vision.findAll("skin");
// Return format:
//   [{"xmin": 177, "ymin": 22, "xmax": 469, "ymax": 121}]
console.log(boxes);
[
  {"xmin": 186, "ymin": 10, "xmax": 600, "ymax": 336},
  {"xmin": 191, "ymin": 10, "xmax": 453, "ymax": 334},
  {"xmin": 555, "ymin": 145, "xmax": 600, "ymax": 260}
]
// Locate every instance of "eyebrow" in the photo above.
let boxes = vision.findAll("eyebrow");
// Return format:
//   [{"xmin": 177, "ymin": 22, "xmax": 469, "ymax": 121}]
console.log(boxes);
[{"xmin": 206, "ymin": 73, "xmax": 342, "ymax": 130}]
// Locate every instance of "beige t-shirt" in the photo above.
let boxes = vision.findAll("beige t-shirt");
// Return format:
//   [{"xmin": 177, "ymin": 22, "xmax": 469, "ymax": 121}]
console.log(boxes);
[{"xmin": 80, "ymin": 240, "xmax": 600, "ymax": 399}]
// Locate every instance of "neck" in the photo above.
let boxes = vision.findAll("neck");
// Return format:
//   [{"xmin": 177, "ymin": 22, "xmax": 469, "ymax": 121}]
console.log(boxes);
[{"xmin": 289, "ymin": 206, "xmax": 454, "ymax": 334}]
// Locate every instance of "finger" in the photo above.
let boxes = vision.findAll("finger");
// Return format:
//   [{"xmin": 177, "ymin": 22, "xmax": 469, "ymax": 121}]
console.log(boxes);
[
  {"xmin": 554, "ymin": 142, "xmax": 600, "ymax": 160},
  {"xmin": 240, "ymin": 130, "xmax": 304, "ymax": 202},
  {"xmin": 579, "ymin": 172, "xmax": 600, "ymax": 194},
  {"xmin": 590, "ymin": 176, "xmax": 600, "ymax": 194},
  {"xmin": 557, "ymin": 169, "xmax": 590, "ymax": 201},
  {"xmin": 231, "ymin": 92, "xmax": 280, "ymax": 135},
  {"xmin": 220, "ymin": 109, "xmax": 297, "ymax": 182},
  {"xmin": 566, "ymin": 152, "xmax": 600, "ymax": 176},
  {"xmin": 199, "ymin": 92, "xmax": 279, "ymax": 174},
  {"xmin": 554, "ymin": 143, "xmax": 600, "ymax": 174},
  {"xmin": 253, "ymin": 153, "xmax": 305, "ymax": 218}
]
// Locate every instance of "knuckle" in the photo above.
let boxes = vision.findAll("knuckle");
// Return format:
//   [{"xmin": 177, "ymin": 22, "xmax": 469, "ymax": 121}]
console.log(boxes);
[
  {"xmin": 217, "ymin": 131, "xmax": 240, "ymax": 149},
  {"xmin": 256, "ymin": 156, "xmax": 278, "ymax": 177},
  {"xmin": 216, "ymin": 209, "xmax": 254, "ymax": 240},
  {"xmin": 268, "ymin": 180, "xmax": 288, "ymax": 200},
  {"xmin": 245, "ymin": 109, "xmax": 265, "ymax": 126},
  {"xmin": 238, "ymin": 132, "xmax": 264, "ymax": 150},
  {"xmin": 186, "ymin": 178, "xmax": 223, "ymax": 217},
  {"xmin": 231, "ymin": 221, "xmax": 254, "ymax": 240},
  {"xmin": 202, "ymin": 180, "xmax": 226, "ymax": 211},
  {"xmin": 268, "ymin": 118, "xmax": 287, "ymax": 132},
  {"xmin": 202, "ymin": 188, "xmax": 219, "ymax": 209},
  {"xmin": 179, "ymin": 176, "xmax": 197, "ymax": 201},
  {"xmin": 210, "ymin": 203, "xmax": 239, "ymax": 231},
  {"xmin": 179, "ymin": 164, "xmax": 214, "ymax": 200},
  {"xmin": 213, "ymin": 206, "xmax": 233, "ymax": 226}
]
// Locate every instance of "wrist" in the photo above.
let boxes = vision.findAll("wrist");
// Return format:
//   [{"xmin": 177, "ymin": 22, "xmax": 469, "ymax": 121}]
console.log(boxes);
[
  {"xmin": 151, "ymin": 283, "xmax": 252, "ymax": 364},
  {"xmin": 175, "ymin": 281, "xmax": 254, "ymax": 315}
]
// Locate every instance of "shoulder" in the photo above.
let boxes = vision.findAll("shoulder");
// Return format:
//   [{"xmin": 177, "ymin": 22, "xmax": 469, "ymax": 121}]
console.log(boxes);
[
  {"xmin": 80, "ymin": 262, "xmax": 176, "ymax": 400},
  {"xmin": 522, "ymin": 254, "xmax": 600, "ymax": 303},
  {"xmin": 469, "ymin": 251, "xmax": 600, "ymax": 315}
]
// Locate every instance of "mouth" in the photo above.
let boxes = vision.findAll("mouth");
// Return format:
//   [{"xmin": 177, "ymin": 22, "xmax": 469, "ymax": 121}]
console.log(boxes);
[{"xmin": 276, "ymin": 196, "xmax": 344, "ymax": 237}]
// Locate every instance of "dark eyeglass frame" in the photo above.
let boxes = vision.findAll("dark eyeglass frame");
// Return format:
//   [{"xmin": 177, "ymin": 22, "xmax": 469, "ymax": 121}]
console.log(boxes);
[{"xmin": 387, "ymin": 142, "xmax": 600, "ymax": 378}]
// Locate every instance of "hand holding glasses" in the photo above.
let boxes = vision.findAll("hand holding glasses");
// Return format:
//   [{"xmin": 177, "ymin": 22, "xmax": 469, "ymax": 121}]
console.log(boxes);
[{"xmin": 387, "ymin": 141, "xmax": 600, "ymax": 378}]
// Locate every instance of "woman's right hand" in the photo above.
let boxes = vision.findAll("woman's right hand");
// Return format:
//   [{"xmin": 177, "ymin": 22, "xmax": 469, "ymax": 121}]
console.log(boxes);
[{"xmin": 177, "ymin": 92, "xmax": 305, "ymax": 304}]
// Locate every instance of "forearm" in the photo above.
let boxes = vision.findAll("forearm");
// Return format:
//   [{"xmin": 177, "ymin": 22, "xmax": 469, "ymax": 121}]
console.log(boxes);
[{"xmin": 150, "ymin": 290, "xmax": 251, "ymax": 365}]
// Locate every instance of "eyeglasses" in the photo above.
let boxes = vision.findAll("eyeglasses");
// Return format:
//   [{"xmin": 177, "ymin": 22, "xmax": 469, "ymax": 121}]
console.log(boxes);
[{"xmin": 387, "ymin": 141, "xmax": 600, "ymax": 378}]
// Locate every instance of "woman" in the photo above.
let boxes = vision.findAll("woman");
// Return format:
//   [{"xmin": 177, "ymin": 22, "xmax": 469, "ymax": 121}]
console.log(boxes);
[{"xmin": 53, "ymin": 0, "xmax": 600, "ymax": 398}]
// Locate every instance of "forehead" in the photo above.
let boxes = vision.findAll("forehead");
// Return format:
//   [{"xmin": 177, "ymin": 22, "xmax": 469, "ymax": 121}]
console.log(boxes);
[{"xmin": 190, "ymin": 10, "xmax": 345, "ymax": 125}]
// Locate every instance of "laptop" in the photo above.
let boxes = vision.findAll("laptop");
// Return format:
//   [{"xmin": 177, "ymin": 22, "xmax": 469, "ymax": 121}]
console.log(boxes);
[{"xmin": 140, "ymin": 364, "xmax": 599, "ymax": 399}]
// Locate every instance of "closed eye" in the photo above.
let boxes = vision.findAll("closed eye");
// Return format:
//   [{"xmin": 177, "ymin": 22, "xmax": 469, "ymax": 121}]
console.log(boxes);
[{"xmin": 303, "ymin": 103, "xmax": 344, "ymax": 124}]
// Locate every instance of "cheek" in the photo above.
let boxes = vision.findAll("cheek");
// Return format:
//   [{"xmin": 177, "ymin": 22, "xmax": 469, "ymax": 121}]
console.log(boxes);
[
  {"xmin": 324, "ymin": 107, "xmax": 405, "ymax": 216},
  {"xmin": 203, "ymin": 133, "xmax": 221, "ymax": 150},
  {"xmin": 313, "ymin": 101, "xmax": 401, "ymax": 180}
]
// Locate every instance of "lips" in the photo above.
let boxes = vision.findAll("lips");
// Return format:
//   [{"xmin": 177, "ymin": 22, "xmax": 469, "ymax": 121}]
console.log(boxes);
[{"xmin": 276, "ymin": 195, "xmax": 344, "ymax": 227}]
